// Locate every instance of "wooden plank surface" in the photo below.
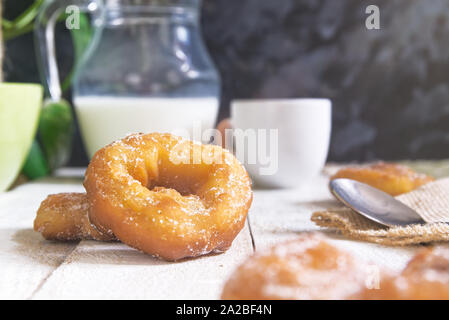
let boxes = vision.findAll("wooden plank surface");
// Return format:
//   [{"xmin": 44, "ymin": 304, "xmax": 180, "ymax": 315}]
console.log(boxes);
[
  {"xmin": 0, "ymin": 171, "xmax": 253, "ymax": 300},
  {"xmin": 2, "ymin": 163, "xmax": 445, "ymax": 299},
  {"xmin": 33, "ymin": 224, "xmax": 253, "ymax": 300},
  {"xmin": 0, "ymin": 179, "xmax": 83, "ymax": 299},
  {"xmin": 248, "ymin": 174, "xmax": 418, "ymax": 273}
]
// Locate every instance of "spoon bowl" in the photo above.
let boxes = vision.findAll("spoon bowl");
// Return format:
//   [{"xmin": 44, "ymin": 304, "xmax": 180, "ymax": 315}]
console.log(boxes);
[{"xmin": 329, "ymin": 179, "xmax": 426, "ymax": 227}]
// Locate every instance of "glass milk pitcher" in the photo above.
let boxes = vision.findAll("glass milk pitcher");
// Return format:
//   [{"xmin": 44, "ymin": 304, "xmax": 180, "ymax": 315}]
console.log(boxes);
[{"xmin": 36, "ymin": 0, "xmax": 220, "ymax": 158}]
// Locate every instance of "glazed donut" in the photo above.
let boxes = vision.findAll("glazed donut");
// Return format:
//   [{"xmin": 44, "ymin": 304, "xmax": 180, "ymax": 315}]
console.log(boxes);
[
  {"xmin": 34, "ymin": 193, "xmax": 115, "ymax": 241},
  {"xmin": 221, "ymin": 234, "xmax": 368, "ymax": 300},
  {"xmin": 84, "ymin": 133, "xmax": 252, "ymax": 261},
  {"xmin": 354, "ymin": 247, "xmax": 449, "ymax": 300},
  {"xmin": 331, "ymin": 162, "xmax": 434, "ymax": 196}
]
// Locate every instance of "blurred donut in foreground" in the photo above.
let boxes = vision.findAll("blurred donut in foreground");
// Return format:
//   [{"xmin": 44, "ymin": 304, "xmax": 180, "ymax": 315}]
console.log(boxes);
[
  {"xmin": 222, "ymin": 234, "xmax": 369, "ymax": 300},
  {"xmin": 354, "ymin": 247, "xmax": 449, "ymax": 300}
]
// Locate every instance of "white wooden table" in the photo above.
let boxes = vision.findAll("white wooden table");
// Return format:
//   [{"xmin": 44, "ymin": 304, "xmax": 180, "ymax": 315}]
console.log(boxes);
[{"xmin": 0, "ymin": 167, "xmax": 421, "ymax": 300}]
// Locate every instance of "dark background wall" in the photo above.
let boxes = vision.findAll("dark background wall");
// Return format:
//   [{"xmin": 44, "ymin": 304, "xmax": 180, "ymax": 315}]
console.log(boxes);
[{"xmin": 4, "ymin": 0, "xmax": 449, "ymax": 165}]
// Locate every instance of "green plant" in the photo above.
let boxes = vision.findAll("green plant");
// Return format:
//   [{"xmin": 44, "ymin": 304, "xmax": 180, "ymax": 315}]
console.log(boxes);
[
  {"xmin": 2, "ymin": 0, "xmax": 93, "ymax": 91},
  {"xmin": 2, "ymin": 0, "xmax": 45, "ymax": 41},
  {"xmin": 2, "ymin": 0, "xmax": 93, "ymax": 178}
]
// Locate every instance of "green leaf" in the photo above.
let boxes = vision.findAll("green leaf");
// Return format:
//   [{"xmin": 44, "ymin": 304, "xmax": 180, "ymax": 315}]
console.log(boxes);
[
  {"xmin": 39, "ymin": 99, "xmax": 74, "ymax": 171},
  {"xmin": 62, "ymin": 13, "xmax": 93, "ymax": 92},
  {"xmin": 2, "ymin": 19, "xmax": 14, "ymax": 29},
  {"xmin": 22, "ymin": 140, "xmax": 50, "ymax": 180},
  {"xmin": 71, "ymin": 13, "xmax": 93, "ymax": 60},
  {"xmin": 3, "ymin": 23, "xmax": 35, "ymax": 41},
  {"xmin": 2, "ymin": 0, "xmax": 44, "ymax": 40},
  {"xmin": 12, "ymin": 0, "xmax": 44, "ymax": 30}
]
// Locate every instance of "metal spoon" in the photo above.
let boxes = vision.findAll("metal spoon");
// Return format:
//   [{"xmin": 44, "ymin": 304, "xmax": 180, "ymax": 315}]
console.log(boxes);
[{"xmin": 329, "ymin": 178, "xmax": 426, "ymax": 227}]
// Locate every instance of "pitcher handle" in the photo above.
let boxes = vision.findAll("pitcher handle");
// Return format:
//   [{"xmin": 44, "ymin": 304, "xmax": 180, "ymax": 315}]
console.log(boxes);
[{"xmin": 34, "ymin": 0, "xmax": 103, "ymax": 101}]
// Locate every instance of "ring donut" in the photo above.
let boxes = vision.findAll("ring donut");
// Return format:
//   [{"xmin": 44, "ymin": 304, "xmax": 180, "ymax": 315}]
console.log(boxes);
[
  {"xmin": 331, "ymin": 162, "xmax": 434, "ymax": 196},
  {"xmin": 34, "ymin": 193, "xmax": 116, "ymax": 241},
  {"xmin": 84, "ymin": 133, "xmax": 253, "ymax": 261}
]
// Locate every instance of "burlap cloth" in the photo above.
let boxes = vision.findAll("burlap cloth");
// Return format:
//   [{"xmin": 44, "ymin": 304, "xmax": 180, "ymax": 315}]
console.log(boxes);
[{"xmin": 312, "ymin": 178, "xmax": 449, "ymax": 246}]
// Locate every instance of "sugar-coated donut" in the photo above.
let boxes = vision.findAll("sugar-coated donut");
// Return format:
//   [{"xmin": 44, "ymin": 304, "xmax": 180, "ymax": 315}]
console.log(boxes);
[
  {"xmin": 84, "ymin": 133, "xmax": 253, "ymax": 261},
  {"xmin": 331, "ymin": 162, "xmax": 434, "ymax": 196},
  {"xmin": 34, "ymin": 193, "xmax": 116, "ymax": 241},
  {"xmin": 221, "ymin": 234, "xmax": 369, "ymax": 300},
  {"xmin": 354, "ymin": 247, "xmax": 449, "ymax": 300}
]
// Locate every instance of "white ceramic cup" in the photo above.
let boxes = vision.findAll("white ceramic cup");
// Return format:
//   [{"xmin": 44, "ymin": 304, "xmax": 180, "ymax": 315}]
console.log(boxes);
[{"xmin": 230, "ymin": 99, "xmax": 332, "ymax": 188}]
